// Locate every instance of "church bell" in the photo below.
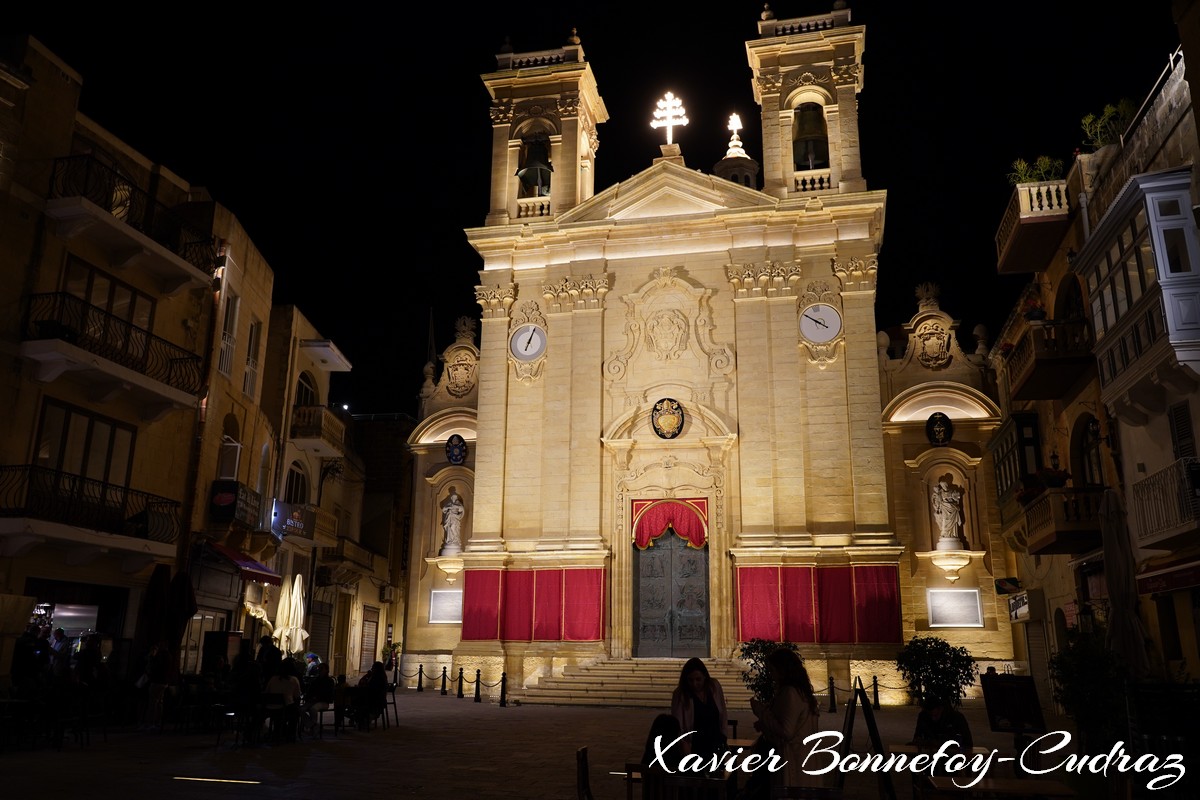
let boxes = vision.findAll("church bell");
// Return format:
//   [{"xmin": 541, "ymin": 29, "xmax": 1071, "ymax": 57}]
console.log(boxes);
[
  {"xmin": 516, "ymin": 136, "xmax": 554, "ymax": 197},
  {"xmin": 792, "ymin": 103, "xmax": 829, "ymax": 171}
]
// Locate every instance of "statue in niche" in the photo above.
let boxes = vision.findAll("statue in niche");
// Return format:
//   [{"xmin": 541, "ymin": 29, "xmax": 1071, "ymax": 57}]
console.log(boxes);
[
  {"xmin": 931, "ymin": 476, "xmax": 965, "ymax": 545},
  {"xmin": 439, "ymin": 486, "xmax": 465, "ymax": 555}
]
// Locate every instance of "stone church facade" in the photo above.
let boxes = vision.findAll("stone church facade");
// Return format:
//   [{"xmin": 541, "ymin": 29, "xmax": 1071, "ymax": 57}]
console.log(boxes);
[{"xmin": 400, "ymin": 7, "xmax": 1017, "ymax": 700}]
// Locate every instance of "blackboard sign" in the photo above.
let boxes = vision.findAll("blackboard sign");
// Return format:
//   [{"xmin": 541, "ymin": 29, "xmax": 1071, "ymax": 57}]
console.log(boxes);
[{"xmin": 980, "ymin": 672, "xmax": 1046, "ymax": 734}]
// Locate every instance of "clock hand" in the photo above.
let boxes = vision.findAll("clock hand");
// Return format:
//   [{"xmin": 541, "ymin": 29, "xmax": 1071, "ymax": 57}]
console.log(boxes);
[
  {"xmin": 524, "ymin": 326, "xmax": 535, "ymax": 351},
  {"xmin": 803, "ymin": 313, "xmax": 829, "ymax": 328}
]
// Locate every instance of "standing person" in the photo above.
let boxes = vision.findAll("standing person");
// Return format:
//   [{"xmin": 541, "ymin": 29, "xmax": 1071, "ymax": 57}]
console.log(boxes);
[
  {"xmin": 48, "ymin": 627, "xmax": 72, "ymax": 682},
  {"xmin": 670, "ymin": 657, "xmax": 729, "ymax": 759},
  {"xmin": 747, "ymin": 648, "xmax": 823, "ymax": 796}
]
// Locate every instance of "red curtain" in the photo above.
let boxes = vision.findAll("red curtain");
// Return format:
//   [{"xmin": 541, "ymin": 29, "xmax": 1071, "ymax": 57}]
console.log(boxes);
[
  {"xmin": 781, "ymin": 566, "xmax": 817, "ymax": 643},
  {"xmin": 853, "ymin": 565, "xmax": 901, "ymax": 643},
  {"xmin": 817, "ymin": 566, "xmax": 854, "ymax": 643},
  {"xmin": 736, "ymin": 567, "xmax": 781, "ymax": 641},
  {"xmin": 501, "ymin": 571, "xmax": 534, "ymax": 641},
  {"xmin": 563, "ymin": 568, "xmax": 604, "ymax": 641},
  {"xmin": 632, "ymin": 498, "xmax": 708, "ymax": 549},
  {"xmin": 461, "ymin": 570, "xmax": 502, "ymax": 640},
  {"xmin": 533, "ymin": 570, "xmax": 563, "ymax": 640}
]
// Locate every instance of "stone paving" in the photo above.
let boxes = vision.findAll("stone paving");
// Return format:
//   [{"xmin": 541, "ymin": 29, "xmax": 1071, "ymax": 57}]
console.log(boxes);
[{"xmin": 1, "ymin": 688, "xmax": 1078, "ymax": 799}]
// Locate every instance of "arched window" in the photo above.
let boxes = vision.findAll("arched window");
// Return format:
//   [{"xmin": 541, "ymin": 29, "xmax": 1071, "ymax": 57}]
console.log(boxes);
[
  {"xmin": 284, "ymin": 460, "xmax": 310, "ymax": 505},
  {"xmin": 1080, "ymin": 416, "xmax": 1106, "ymax": 487},
  {"xmin": 295, "ymin": 371, "xmax": 319, "ymax": 408},
  {"xmin": 257, "ymin": 443, "xmax": 271, "ymax": 497},
  {"xmin": 792, "ymin": 102, "xmax": 829, "ymax": 171}
]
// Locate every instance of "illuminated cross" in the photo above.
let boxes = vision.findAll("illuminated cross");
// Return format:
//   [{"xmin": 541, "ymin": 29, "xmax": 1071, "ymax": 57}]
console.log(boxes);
[
  {"xmin": 728, "ymin": 113, "xmax": 742, "ymax": 136},
  {"xmin": 650, "ymin": 92, "xmax": 689, "ymax": 145}
]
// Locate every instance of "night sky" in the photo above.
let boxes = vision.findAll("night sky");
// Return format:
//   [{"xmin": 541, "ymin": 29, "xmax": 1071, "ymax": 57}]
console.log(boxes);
[{"xmin": 28, "ymin": 1, "xmax": 1180, "ymax": 415}]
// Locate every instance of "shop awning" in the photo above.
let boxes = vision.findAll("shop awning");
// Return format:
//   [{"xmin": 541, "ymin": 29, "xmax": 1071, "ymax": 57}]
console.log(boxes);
[{"xmin": 207, "ymin": 541, "xmax": 282, "ymax": 586}]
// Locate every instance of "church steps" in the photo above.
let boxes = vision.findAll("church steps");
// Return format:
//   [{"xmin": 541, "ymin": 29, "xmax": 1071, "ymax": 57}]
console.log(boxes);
[{"xmin": 511, "ymin": 658, "xmax": 756, "ymax": 710}]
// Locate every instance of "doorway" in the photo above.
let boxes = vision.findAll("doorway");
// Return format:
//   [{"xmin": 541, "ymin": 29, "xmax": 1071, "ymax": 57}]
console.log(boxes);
[{"xmin": 633, "ymin": 531, "xmax": 709, "ymax": 658}]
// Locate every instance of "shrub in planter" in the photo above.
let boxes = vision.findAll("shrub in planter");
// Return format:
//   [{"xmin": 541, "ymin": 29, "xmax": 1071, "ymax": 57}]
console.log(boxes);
[
  {"xmin": 895, "ymin": 635, "xmax": 978, "ymax": 707},
  {"xmin": 738, "ymin": 638, "xmax": 801, "ymax": 704}
]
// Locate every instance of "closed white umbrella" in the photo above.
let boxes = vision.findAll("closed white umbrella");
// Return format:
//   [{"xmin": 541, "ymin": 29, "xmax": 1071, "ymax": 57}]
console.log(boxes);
[
  {"xmin": 287, "ymin": 573, "xmax": 309, "ymax": 654},
  {"xmin": 272, "ymin": 575, "xmax": 292, "ymax": 653}
]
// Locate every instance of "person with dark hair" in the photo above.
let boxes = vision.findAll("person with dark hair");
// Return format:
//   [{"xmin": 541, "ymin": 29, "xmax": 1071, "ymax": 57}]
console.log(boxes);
[
  {"xmin": 642, "ymin": 712, "xmax": 684, "ymax": 769},
  {"xmin": 301, "ymin": 662, "xmax": 335, "ymax": 736},
  {"xmin": 255, "ymin": 635, "xmax": 282, "ymax": 683},
  {"xmin": 910, "ymin": 696, "xmax": 973, "ymax": 751},
  {"xmin": 670, "ymin": 657, "xmax": 729, "ymax": 759},
  {"xmin": 353, "ymin": 660, "xmax": 388, "ymax": 730},
  {"xmin": 747, "ymin": 648, "xmax": 823, "ymax": 796}
]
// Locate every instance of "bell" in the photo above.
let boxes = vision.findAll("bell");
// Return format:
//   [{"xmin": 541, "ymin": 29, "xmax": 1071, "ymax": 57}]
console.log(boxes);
[
  {"xmin": 792, "ymin": 103, "xmax": 829, "ymax": 171},
  {"xmin": 516, "ymin": 137, "xmax": 554, "ymax": 196}
]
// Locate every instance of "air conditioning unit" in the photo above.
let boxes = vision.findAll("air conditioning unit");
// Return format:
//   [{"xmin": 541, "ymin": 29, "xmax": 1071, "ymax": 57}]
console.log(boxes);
[{"xmin": 379, "ymin": 585, "xmax": 396, "ymax": 604}]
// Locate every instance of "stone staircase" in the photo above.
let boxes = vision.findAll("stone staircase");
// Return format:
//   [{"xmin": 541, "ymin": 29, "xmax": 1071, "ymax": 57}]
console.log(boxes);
[{"xmin": 512, "ymin": 658, "xmax": 756, "ymax": 714}]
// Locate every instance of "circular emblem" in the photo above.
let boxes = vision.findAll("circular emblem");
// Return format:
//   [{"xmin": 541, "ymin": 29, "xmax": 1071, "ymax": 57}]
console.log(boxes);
[
  {"xmin": 651, "ymin": 398, "xmax": 685, "ymax": 439},
  {"xmin": 926, "ymin": 412, "xmax": 953, "ymax": 446},
  {"xmin": 445, "ymin": 434, "xmax": 468, "ymax": 465}
]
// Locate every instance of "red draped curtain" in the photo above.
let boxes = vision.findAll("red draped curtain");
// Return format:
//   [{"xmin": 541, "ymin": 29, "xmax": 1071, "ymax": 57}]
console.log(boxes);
[
  {"xmin": 735, "ymin": 564, "xmax": 900, "ymax": 644},
  {"xmin": 632, "ymin": 498, "xmax": 708, "ymax": 549}
]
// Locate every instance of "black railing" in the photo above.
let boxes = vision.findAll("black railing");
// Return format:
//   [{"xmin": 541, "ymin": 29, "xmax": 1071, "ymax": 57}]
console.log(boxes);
[
  {"xmin": 48, "ymin": 155, "xmax": 218, "ymax": 275},
  {"xmin": 0, "ymin": 465, "xmax": 181, "ymax": 543},
  {"xmin": 24, "ymin": 293, "xmax": 203, "ymax": 396}
]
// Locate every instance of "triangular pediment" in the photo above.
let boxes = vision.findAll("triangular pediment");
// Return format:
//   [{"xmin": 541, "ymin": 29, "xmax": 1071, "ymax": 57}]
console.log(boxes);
[{"xmin": 559, "ymin": 160, "xmax": 776, "ymax": 224}]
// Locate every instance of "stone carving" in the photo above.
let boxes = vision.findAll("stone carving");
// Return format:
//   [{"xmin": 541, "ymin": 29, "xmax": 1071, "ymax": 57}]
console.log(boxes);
[
  {"xmin": 725, "ymin": 261, "xmax": 804, "ymax": 297},
  {"xmin": 646, "ymin": 310, "xmax": 689, "ymax": 360},
  {"xmin": 831, "ymin": 255, "xmax": 878, "ymax": 292},
  {"xmin": 439, "ymin": 486, "xmax": 465, "ymax": 556},
  {"xmin": 474, "ymin": 284, "xmax": 516, "ymax": 318},
  {"xmin": 916, "ymin": 320, "xmax": 952, "ymax": 369},
  {"xmin": 931, "ymin": 477, "xmax": 965, "ymax": 544}
]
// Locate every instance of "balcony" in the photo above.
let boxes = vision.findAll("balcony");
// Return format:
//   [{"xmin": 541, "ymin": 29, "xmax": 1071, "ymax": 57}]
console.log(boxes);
[
  {"xmin": 1133, "ymin": 457, "xmax": 1200, "ymax": 550},
  {"xmin": 290, "ymin": 405, "xmax": 346, "ymax": 457},
  {"xmin": 19, "ymin": 293, "xmax": 203, "ymax": 416},
  {"xmin": 43, "ymin": 155, "xmax": 217, "ymax": 295},
  {"xmin": 314, "ymin": 506, "xmax": 338, "ymax": 547},
  {"xmin": 1005, "ymin": 319, "xmax": 1095, "ymax": 402},
  {"xmin": 323, "ymin": 535, "xmax": 375, "ymax": 578},
  {"xmin": 1024, "ymin": 487, "xmax": 1105, "ymax": 556},
  {"xmin": 995, "ymin": 180, "xmax": 1071, "ymax": 274},
  {"xmin": 792, "ymin": 168, "xmax": 834, "ymax": 194},
  {"xmin": 0, "ymin": 465, "xmax": 181, "ymax": 551},
  {"xmin": 208, "ymin": 480, "xmax": 263, "ymax": 530}
]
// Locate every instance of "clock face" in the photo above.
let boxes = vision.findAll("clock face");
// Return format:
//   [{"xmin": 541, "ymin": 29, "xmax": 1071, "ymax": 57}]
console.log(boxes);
[
  {"xmin": 509, "ymin": 324, "xmax": 547, "ymax": 361},
  {"xmin": 799, "ymin": 303, "xmax": 842, "ymax": 344}
]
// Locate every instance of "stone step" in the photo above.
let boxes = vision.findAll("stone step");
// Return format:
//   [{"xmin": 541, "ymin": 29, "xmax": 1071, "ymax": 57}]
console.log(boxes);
[{"xmin": 513, "ymin": 658, "xmax": 758, "ymax": 710}]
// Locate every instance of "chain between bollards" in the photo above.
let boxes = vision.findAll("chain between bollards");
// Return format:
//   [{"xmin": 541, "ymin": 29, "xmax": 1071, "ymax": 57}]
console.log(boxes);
[
  {"xmin": 457, "ymin": 667, "xmax": 465, "ymax": 698},
  {"xmin": 417, "ymin": 664, "xmax": 424, "ymax": 692},
  {"xmin": 499, "ymin": 671, "xmax": 507, "ymax": 707},
  {"xmin": 474, "ymin": 669, "xmax": 482, "ymax": 703},
  {"xmin": 441, "ymin": 665, "xmax": 448, "ymax": 695},
  {"xmin": 827, "ymin": 674, "xmax": 837, "ymax": 713}
]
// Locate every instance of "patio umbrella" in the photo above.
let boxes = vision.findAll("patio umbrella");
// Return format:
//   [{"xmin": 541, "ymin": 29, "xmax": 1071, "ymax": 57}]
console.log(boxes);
[
  {"xmin": 272, "ymin": 574, "xmax": 292, "ymax": 654},
  {"xmin": 132, "ymin": 562, "xmax": 171, "ymax": 664},
  {"xmin": 164, "ymin": 569, "xmax": 197, "ymax": 680},
  {"xmin": 1100, "ymin": 489, "xmax": 1151, "ymax": 680},
  {"xmin": 286, "ymin": 572, "xmax": 309, "ymax": 655}
]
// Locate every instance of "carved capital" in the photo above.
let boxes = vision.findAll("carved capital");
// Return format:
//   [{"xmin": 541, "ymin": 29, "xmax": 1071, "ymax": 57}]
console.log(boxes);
[
  {"xmin": 542, "ymin": 273, "xmax": 610, "ymax": 312},
  {"xmin": 489, "ymin": 103, "xmax": 514, "ymax": 124},
  {"xmin": 831, "ymin": 255, "xmax": 878, "ymax": 292},
  {"xmin": 830, "ymin": 60, "xmax": 862, "ymax": 87},
  {"xmin": 474, "ymin": 283, "xmax": 516, "ymax": 318},
  {"xmin": 755, "ymin": 73, "xmax": 784, "ymax": 95},
  {"xmin": 726, "ymin": 261, "xmax": 803, "ymax": 298}
]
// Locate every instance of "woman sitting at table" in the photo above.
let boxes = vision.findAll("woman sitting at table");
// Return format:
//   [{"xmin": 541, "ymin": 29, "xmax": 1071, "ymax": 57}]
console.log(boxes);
[
  {"xmin": 670, "ymin": 657, "xmax": 729, "ymax": 760},
  {"xmin": 745, "ymin": 649, "xmax": 823, "ymax": 798},
  {"xmin": 910, "ymin": 696, "xmax": 973, "ymax": 751},
  {"xmin": 353, "ymin": 661, "xmax": 388, "ymax": 730}
]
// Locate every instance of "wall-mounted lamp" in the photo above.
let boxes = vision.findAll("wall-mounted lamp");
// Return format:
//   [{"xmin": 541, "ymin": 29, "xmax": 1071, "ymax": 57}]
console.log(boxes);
[
  {"xmin": 1087, "ymin": 418, "xmax": 1111, "ymax": 447},
  {"xmin": 1050, "ymin": 451, "xmax": 1060, "ymax": 470}
]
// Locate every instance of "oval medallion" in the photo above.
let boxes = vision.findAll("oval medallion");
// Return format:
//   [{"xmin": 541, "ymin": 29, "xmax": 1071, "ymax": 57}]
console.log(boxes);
[
  {"xmin": 926, "ymin": 412, "xmax": 953, "ymax": 447},
  {"xmin": 651, "ymin": 398, "xmax": 685, "ymax": 440},
  {"xmin": 446, "ymin": 434, "xmax": 468, "ymax": 465}
]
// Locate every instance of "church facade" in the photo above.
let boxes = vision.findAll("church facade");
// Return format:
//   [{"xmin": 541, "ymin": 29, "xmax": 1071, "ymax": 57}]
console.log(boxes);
[{"xmin": 400, "ymin": 7, "xmax": 1018, "ymax": 700}]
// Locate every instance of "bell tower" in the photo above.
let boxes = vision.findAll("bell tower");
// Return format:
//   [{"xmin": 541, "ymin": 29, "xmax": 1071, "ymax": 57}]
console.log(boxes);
[
  {"xmin": 481, "ymin": 30, "xmax": 609, "ymax": 226},
  {"xmin": 746, "ymin": 3, "xmax": 866, "ymax": 199}
]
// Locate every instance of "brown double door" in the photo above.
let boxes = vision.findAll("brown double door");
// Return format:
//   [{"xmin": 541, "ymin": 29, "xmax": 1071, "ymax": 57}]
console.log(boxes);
[{"xmin": 633, "ymin": 531, "xmax": 709, "ymax": 658}]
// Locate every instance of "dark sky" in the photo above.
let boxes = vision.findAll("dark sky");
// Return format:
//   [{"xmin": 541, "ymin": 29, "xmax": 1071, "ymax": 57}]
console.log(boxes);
[{"xmin": 29, "ymin": 1, "xmax": 1181, "ymax": 415}]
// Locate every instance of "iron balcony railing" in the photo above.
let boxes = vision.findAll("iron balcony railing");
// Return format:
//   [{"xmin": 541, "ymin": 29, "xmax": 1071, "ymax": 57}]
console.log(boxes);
[
  {"xmin": 1133, "ymin": 457, "xmax": 1200, "ymax": 544},
  {"xmin": 0, "ymin": 464, "xmax": 181, "ymax": 543},
  {"xmin": 48, "ymin": 154, "xmax": 218, "ymax": 275},
  {"xmin": 24, "ymin": 293, "xmax": 204, "ymax": 396}
]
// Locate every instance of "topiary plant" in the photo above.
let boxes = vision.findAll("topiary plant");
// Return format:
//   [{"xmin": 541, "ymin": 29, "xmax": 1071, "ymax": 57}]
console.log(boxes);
[
  {"xmin": 738, "ymin": 638, "xmax": 801, "ymax": 704},
  {"xmin": 895, "ymin": 635, "xmax": 978, "ymax": 707}
]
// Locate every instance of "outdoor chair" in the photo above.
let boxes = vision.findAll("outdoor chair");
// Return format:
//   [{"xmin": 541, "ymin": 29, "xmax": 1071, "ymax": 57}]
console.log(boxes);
[
  {"xmin": 576, "ymin": 745, "xmax": 595, "ymax": 800},
  {"xmin": 385, "ymin": 681, "xmax": 399, "ymax": 727}
]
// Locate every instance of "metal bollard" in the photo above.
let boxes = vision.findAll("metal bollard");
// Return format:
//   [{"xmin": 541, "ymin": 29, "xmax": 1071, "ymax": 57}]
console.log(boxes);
[
  {"xmin": 827, "ymin": 675, "xmax": 837, "ymax": 713},
  {"xmin": 417, "ymin": 664, "xmax": 424, "ymax": 692},
  {"xmin": 499, "ymin": 671, "xmax": 507, "ymax": 707},
  {"xmin": 457, "ymin": 667, "xmax": 464, "ymax": 698},
  {"xmin": 441, "ymin": 665, "xmax": 448, "ymax": 695},
  {"xmin": 474, "ymin": 669, "xmax": 482, "ymax": 703},
  {"xmin": 872, "ymin": 675, "xmax": 880, "ymax": 710}
]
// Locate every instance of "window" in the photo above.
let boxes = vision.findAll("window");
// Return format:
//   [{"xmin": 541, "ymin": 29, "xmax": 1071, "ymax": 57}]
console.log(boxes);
[
  {"xmin": 1169, "ymin": 402, "xmax": 1195, "ymax": 460},
  {"xmin": 1081, "ymin": 417, "xmax": 1105, "ymax": 487},
  {"xmin": 284, "ymin": 461, "xmax": 309, "ymax": 505},
  {"xmin": 295, "ymin": 372, "xmax": 318, "ymax": 408},
  {"xmin": 35, "ymin": 399, "xmax": 135, "ymax": 487},
  {"xmin": 64, "ymin": 257, "xmax": 154, "ymax": 360},
  {"xmin": 1150, "ymin": 189, "xmax": 1198, "ymax": 276},
  {"xmin": 218, "ymin": 291, "xmax": 239, "ymax": 376},
  {"xmin": 243, "ymin": 318, "xmax": 261, "ymax": 398},
  {"xmin": 218, "ymin": 435, "xmax": 241, "ymax": 481}
]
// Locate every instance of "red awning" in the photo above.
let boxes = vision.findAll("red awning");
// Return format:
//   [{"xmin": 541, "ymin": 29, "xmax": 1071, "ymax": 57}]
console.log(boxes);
[{"xmin": 207, "ymin": 541, "xmax": 282, "ymax": 586}]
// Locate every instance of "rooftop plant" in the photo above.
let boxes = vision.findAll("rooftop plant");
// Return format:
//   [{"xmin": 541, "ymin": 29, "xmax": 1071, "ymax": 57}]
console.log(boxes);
[
  {"xmin": 1081, "ymin": 99, "xmax": 1136, "ymax": 150},
  {"xmin": 1007, "ymin": 155, "xmax": 1064, "ymax": 186}
]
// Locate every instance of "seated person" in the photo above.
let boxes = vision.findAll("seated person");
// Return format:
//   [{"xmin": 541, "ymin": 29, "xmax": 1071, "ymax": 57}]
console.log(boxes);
[
  {"xmin": 263, "ymin": 659, "xmax": 303, "ymax": 740},
  {"xmin": 301, "ymin": 662, "xmax": 336, "ymax": 734},
  {"xmin": 910, "ymin": 696, "xmax": 973, "ymax": 751},
  {"xmin": 354, "ymin": 660, "xmax": 388, "ymax": 729}
]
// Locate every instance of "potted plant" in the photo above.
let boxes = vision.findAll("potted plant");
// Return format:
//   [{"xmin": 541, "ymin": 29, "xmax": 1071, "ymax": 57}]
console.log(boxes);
[
  {"xmin": 895, "ymin": 635, "xmax": 978, "ymax": 707},
  {"xmin": 1007, "ymin": 155, "xmax": 1065, "ymax": 185},
  {"xmin": 738, "ymin": 638, "xmax": 801, "ymax": 704},
  {"xmin": 998, "ymin": 342, "xmax": 1015, "ymax": 357},
  {"xmin": 1081, "ymin": 99, "xmax": 1135, "ymax": 151},
  {"xmin": 1034, "ymin": 466, "xmax": 1071, "ymax": 488},
  {"xmin": 1022, "ymin": 296, "xmax": 1046, "ymax": 321},
  {"xmin": 1015, "ymin": 473, "xmax": 1046, "ymax": 506},
  {"xmin": 1049, "ymin": 625, "xmax": 1128, "ymax": 752}
]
